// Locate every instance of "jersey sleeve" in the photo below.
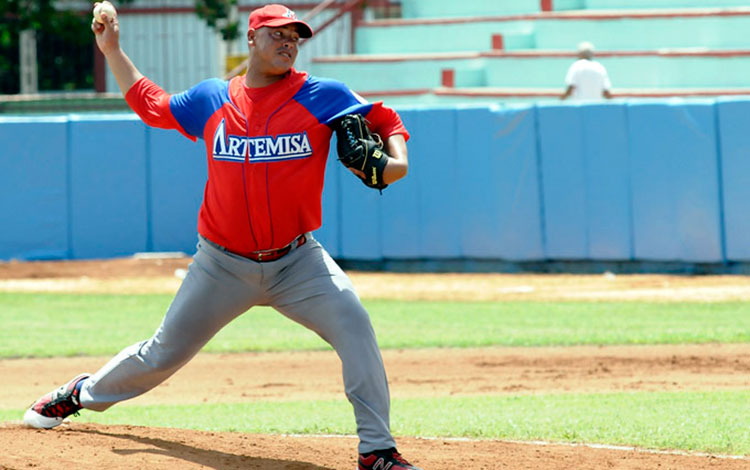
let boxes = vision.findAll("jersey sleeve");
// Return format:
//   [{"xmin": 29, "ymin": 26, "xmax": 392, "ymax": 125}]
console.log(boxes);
[
  {"xmin": 125, "ymin": 77, "xmax": 230, "ymax": 141},
  {"xmin": 363, "ymin": 102, "xmax": 409, "ymax": 142},
  {"xmin": 125, "ymin": 77, "xmax": 195, "ymax": 141},
  {"xmin": 293, "ymin": 76, "xmax": 410, "ymax": 141}
]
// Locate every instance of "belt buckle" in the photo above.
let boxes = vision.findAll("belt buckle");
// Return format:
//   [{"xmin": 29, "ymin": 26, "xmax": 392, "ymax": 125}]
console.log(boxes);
[
  {"xmin": 254, "ymin": 247, "xmax": 280, "ymax": 262},
  {"xmin": 252, "ymin": 234, "xmax": 303, "ymax": 263}
]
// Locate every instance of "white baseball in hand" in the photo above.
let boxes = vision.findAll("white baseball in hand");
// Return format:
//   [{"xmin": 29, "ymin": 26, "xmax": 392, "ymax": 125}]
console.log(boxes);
[{"xmin": 93, "ymin": 2, "xmax": 117, "ymax": 24}]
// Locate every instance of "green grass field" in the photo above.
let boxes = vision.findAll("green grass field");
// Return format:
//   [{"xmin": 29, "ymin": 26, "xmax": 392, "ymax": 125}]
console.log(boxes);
[
  {"xmin": 2, "ymin": 292, "xmax": 749, "ymax": 455},
  {"xmin": 2, "ymin": 293, "xmax": 749, "ymax": 357}
]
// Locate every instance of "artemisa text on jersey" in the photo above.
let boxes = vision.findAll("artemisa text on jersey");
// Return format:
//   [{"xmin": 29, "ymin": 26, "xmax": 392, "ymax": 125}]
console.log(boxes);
[{"xmin": 212, "ymin": 119, "xmax": 313, "ymax": 163}]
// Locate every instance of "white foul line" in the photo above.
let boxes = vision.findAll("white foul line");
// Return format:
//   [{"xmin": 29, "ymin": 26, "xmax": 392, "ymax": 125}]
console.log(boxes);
[{"xmin": 281, "ymin": 433, "xmax": 749, "ymax": 461}]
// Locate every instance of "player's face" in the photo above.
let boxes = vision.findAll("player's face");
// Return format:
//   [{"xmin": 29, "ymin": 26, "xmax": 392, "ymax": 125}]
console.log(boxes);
[{"xmin": 250, "ymin": 25, "xmax": 301, "ymax": 75}]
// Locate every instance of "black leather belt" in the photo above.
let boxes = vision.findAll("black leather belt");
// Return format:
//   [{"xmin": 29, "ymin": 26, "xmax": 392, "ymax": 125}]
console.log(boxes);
[{"xmin": 205, "ymin": 234, "xmax": 306, "ymax": 263}]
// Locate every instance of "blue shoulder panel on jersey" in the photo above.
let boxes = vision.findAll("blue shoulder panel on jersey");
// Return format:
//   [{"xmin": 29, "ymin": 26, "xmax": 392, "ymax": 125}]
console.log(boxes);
[
  {"xmin": 170, "ymin": 78, "xmax": 230, "ymax": 139},
  {"xmin": 293, "ymin": 76, "xmax": 373, "ymax": 125}
]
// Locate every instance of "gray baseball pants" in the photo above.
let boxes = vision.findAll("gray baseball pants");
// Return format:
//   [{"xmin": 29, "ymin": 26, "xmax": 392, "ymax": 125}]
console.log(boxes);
[{"xmin": 78, "ymin": 234, "xmax": 396, "ymax": 453}]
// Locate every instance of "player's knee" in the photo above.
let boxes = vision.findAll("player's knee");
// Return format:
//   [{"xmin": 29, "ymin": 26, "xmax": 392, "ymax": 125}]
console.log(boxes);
[
  {"xmin": 337, "ymin": 302, "xmax": 376, "ymax": 339},
  {"xmin": 137, "ymin": 340, "xmax": 191, "ymax": 373},
  {"xmin": 301, "ymin": 292, "xmax": 376, "ymax": 346}
]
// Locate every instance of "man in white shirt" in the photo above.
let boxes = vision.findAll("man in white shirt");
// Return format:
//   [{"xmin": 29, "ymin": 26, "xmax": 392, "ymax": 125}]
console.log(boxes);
[{"xmin": 561, "ymin": 42, "xmax": 613, "ymax": 101}]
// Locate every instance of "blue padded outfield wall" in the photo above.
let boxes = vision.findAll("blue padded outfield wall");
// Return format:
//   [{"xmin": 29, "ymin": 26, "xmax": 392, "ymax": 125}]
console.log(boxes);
[{"xmin": 2, "ymin": 99, "xmax": 749, "ymax": 265}]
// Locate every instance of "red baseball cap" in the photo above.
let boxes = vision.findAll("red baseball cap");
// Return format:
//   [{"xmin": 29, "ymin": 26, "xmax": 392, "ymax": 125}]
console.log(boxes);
[{"xmin": 248, "ymin": 4, "xmax": 313, "ymax": 38}]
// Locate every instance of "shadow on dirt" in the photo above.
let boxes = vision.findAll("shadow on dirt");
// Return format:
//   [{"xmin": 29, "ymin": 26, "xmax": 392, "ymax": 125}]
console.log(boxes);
[{"xmin": 70, "ymin": 427, "xmax": 334, "ymax": 470}]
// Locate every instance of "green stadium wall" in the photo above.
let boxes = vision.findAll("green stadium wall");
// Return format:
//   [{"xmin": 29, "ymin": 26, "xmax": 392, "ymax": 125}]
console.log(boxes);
[
  {"xmin": 312, "ymin": 51, "xmax": 750, "ymax": 91},
  {"xmin": 354, "ymin": 13, "xmax": 750, "ymax": 55}
]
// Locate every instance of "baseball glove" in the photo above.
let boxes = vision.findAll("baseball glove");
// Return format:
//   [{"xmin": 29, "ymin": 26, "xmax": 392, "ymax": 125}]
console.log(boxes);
[{"xmin": 332, "ymin": 114, "xmax": 389, "ymax": 190}]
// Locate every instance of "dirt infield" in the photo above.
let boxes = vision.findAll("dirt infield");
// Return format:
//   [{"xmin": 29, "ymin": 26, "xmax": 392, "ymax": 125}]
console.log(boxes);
[
  {"xmin": 3, "ymin": 256, "xmax": 750, "ymax": 301},
  {"xmin": 2, "ymin": 257, "xmax": 749, "ymax": 469}
]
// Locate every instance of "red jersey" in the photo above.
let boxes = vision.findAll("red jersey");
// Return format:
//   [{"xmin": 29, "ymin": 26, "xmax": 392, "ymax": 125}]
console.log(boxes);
[{"xmin": 125, "ymin": 69, "xmax": 409, "ymax": 255}]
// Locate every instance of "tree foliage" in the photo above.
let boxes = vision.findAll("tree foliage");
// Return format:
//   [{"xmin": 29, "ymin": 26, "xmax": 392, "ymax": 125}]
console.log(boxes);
[
  {"xmin": 0, "ymin": 0, "xmax": 133, "ymax": 93},
  {"xmin": 195, "ymin": 0, "xmax": 240, "ymax": 41},
  {"xmin": 0, "ymin": 0, "xmax": 238, "ymax": 94}
]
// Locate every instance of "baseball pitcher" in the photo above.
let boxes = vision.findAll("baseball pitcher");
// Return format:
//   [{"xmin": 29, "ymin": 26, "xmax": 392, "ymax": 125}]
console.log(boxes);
[{"xmin": 23, "ymin": 3, "xmax": 420, "ymax": 470}]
